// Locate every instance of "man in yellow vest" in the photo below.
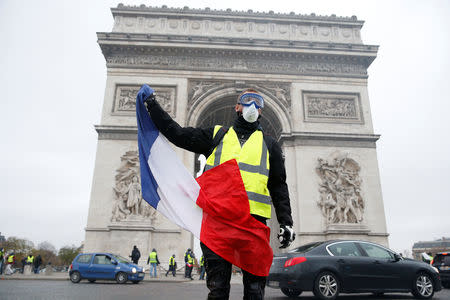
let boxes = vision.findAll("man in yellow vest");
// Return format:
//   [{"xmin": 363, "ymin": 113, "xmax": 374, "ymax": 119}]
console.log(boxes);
[
  {"xmin": 5, "ymin": 252, "xmax": 15, "ymax": 275},
  {"xmin": 26, "ymin": 254, "xmax": 34, "ymax": 265},
  {"xmin": 199, "ymin": 255, "xmax": 206, "ymax": 280},
  {"xmin": 147, "ymin": 248, "xmax": 160, "ymax": 278},
  {"xmin": 143, "ymin": 86, "xmax": 295, "ymax": 299},
  {"xmin": 165, "ymin": 254, "xmax": 177, "ymax": 277}
]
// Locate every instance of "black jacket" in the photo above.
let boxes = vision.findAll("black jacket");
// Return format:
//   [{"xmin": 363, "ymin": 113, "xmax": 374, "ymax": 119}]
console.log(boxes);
[
  {"xmin": 131, "ymin": 248, "xmax": 141, "ymax": 261},
  {"xmin": 146, "ymin": 99, "xmax": 293, "ymax": 226}
]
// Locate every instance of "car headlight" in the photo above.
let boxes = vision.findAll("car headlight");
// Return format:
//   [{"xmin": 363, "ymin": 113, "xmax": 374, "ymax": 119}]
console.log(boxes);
[
  {"xmin": 142, "ymin": 267, "xmax": 145, "ymax": 272},
  {"xmin": 431, "ymin": 266, "xmax": 439, "ymax": 273},
  {"xmin": 132, "ymin": 267, "xmax": 137, "ymax": 273}
]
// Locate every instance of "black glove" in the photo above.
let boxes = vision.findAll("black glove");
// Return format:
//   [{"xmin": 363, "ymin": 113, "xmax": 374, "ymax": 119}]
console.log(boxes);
[
  {"xmin": 278, "ymin": 224, "xmax": 295, "ymax": 249},
  {"xmin": 144, "ymin": 93, "xmax": 156, "ymax": 107},
  {"xmin": 137, "ymin": 84, "xmax": 156, "ymax": 107}
]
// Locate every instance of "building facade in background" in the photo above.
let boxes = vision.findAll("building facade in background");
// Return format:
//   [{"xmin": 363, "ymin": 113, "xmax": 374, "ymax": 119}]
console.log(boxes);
[
  {"xmin": 84, "ymin": 4, "xmax": 388, "ymax": 261},
  {"xmin": 412, "ymin": 237, "xmax": 450, "ymax": 261}
]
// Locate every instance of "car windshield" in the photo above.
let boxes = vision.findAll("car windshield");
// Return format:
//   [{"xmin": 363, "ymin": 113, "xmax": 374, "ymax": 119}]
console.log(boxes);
[
  {"xmin": 111, "ymin": 255, "xmax": 131, "ymax": 264},
  {"xmin": 289, "ymin": 241, "xmax": 325, "ymax": 253}
]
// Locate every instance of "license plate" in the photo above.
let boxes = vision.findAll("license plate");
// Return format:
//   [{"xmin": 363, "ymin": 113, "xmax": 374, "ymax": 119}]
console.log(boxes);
[
  {"xmin": 441, "ymin": 266, "xmax": 450, "ymax": 270},
  {"xmin": 138, "ymin": 272, "xmax": 144, "ymax": 277}
]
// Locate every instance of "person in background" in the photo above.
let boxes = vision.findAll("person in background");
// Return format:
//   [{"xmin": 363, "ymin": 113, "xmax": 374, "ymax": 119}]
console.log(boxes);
[
  {"xmin": 5, "ymin": 252, "xmax": 15, "ymax": 275},
  {"xmin": 33, "ymin": 254, "xmax": 42, "ymax": 274},
  {"xmin": 165, "ymin": 254, "xmax": 176, "ymax": 277},
  {"xmin": 130, "ymin": 245, "xmax": 141, "ymax": 265},
  {"xmin": 147, "ymin": 248, "xmax": 160, "ymax": 278},
  {"xmin": 186, "ymin": 250, "xmax": 195, "ymax": 280},
  {"xmin": 184, "ymin": 248, "xmax": 191, "ymax": 278},
  {"xmin": 199, "ymin": 254, "xmax": 206, "ymax": 280},
  {"xmin": 0, "ymin": 248, "xmax": 4, "ymax": 275}
]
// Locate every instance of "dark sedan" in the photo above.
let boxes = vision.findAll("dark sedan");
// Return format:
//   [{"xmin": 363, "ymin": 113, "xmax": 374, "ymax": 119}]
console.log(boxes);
[{"xmin": 267, "ymin": 240, "xmax": 442, "ymax": 299}]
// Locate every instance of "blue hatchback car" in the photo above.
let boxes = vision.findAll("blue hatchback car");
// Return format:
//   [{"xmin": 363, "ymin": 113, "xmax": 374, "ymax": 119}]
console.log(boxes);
[{"xmin": 69, "ymin": 252, "xmax": 145, "ymax": 284}]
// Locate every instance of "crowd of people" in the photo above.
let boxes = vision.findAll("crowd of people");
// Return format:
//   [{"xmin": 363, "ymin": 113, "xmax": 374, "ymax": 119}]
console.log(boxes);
[
  {"xmin": 0, "ymin": 247, "xmax": 43, "ymax": 275},
  {"xmin": 129, "ymin": 246, "xmax": 205, "ymax": 280}
]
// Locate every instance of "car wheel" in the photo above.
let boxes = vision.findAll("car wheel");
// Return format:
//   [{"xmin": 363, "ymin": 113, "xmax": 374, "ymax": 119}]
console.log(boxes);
[
  {"xmin": 132, "ymin": 280, "xmax": 140, "ymax": 284},
  {"xmin": 88, "ymin": 279, "xmax": 96, "ymax": 283},
  {"xmin": 70, "ymin": 271, "xmax": 81, "ymax": 283},
  {"xmin": 116, "ymin": 272, "xmax": 128, "ymax": 284},
  {"xmin": 412, "ymin": 272, "xmax": 434, "ymax": 299},
  {"xmin": 281, "ymin": 287, "xmax": 302, "ymax": 297},
  {"xmin": 313, "ymin": 271, "xmax": 340, "ymax": 300}
]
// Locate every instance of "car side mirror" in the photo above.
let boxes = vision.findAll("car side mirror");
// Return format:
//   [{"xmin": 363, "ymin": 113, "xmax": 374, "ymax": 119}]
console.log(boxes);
[
  {"xmin": 393, "ymin": 253, "xmax": 401, "ymax": 262},
  {"xmin": 112, "ymin": 260, "xmax": 118, "ymax": 265}
]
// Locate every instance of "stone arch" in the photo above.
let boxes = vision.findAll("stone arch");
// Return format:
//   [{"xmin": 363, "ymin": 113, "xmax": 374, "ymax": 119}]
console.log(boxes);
[{"xmin": 187, "ymin": 86, "xmax": 292, "ymax": 137}]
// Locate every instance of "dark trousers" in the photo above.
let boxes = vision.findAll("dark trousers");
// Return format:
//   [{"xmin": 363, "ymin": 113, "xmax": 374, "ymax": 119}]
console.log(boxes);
[
  {"xmin": 200, "ymin": 242, "xmax": 266, "ymax": 300},
  {"xmin": 186, "ymin": 265, "xmax": 193, "ymax": 279},
  {"xmin": 165, "ymin": 265, "xmax": 176, "ymax": 276}
]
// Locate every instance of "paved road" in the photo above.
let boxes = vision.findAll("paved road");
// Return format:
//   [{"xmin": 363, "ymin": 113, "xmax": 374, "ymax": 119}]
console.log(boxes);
[{"xmin": 0, "ymin": 280, "xmax": 449, "ymax": 299}]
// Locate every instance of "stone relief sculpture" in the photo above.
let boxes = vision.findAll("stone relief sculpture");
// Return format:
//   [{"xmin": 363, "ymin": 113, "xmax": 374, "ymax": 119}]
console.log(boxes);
[
  {"xmin": 308, "ymin": 97, "xmax": 356, "ymax": 118},
  {"xmin": 114, "ymin": 85, "xmax": 176, "ymax": 117},
  {"xmin": 303, "ymin": 92, "xmax": 362, "ymax": 123},
  {"xmin": 111, "ymin": 150, "xmax": 157, "ymax": 223},
  {"xmin": 316, "ymin": 153, "xmax": 364, "ymax": 224}
]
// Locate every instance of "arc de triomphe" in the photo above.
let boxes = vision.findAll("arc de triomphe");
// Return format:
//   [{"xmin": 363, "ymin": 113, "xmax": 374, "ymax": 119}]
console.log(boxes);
[{"xmin": 84, "ymin": 4, "xmax": 388, "ymax": 261}]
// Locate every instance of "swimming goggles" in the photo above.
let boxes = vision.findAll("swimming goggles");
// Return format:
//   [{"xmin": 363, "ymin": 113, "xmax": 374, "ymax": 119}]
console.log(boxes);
[{"xmin": 238, "ymin": 93, "xmax": 264, "ymax": 109}]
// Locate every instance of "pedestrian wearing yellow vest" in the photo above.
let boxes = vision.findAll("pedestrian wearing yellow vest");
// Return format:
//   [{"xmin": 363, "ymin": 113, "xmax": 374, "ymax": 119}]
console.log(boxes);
[
  {"xmin": 26, "ymin": 254, "xmax": 34, "ymax": 265},
  {"xmin": 147, "ymin": 248, "xmax": 160, "ymax": 278},
  {"xmin": 165, "ymin": 254, "xmax": 176, "ymax": 277},
  {"xmin": 185, "ymin": 251, "xmax": 195, "ymax": 280},
  {"xmin": 144, "ymin": 86, "xmax": 295, "ymax": 299},
  {"xmin": 199, "ymin": 255, "xmax": 205, "ymax": 280},
  {"xmin": 5, "ymin": 252, "xmax": 15, "ymax": 275}
]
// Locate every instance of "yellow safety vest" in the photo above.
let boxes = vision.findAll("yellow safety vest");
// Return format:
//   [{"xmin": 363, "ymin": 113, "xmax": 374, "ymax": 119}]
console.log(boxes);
[
  {"xmin": 27, "ymin": 256, "xmax": 34, "ymax": 263},
  {"xmin": 8, "ymin": 255, "xmax": 14, "ymax": 263},
  {"xmin": 187, "ymin": 254, "xmax": 194, "ymax": 264},
  {"xmin": 169, "ymin": 257, "xmax": 175, "ymax": 266},
  {"xmin": 149, "ymin": 251, "xmax": 157, "ymax": 263},
  {"xmin": 205, "ymin": 126, "xmax": 271, "ymax": 218},
  {"xmin": 200, "ymin": 256, "xmax": 205, "ymax": 266}
]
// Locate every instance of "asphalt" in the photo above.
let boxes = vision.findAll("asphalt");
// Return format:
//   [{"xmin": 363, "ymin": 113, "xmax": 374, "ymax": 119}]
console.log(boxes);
[{"xmin": 0, "ymin": 271, "xmax": 242, "ymax": 284}]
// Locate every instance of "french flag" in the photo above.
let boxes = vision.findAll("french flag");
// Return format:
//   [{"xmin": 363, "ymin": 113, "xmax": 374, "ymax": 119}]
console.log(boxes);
[{"xmin": 136, "ymin": 85, "xmax": 273, "ymax": 277}]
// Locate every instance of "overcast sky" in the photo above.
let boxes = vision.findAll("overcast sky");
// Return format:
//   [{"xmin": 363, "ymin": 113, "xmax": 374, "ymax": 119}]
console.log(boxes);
[{"xmin": 1, "ymin": 0, "xmax": 449, "ymax": 254}]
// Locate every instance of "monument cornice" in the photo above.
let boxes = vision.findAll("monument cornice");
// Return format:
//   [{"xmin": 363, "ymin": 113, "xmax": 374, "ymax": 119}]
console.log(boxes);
[
  {"xmin": 95, "ymin": 125, "xmax": 137, "ymax": 141},
  {"xmin": 112, "ymin": 4, "xmax": 364, "ymax": 27},
  {"xmin": 280, "ymin": 131, "xmax": 380, "ymax": 148},
  {"xmin": 97, "ymin": 32, "xmax": 378, "ymax": 56}
]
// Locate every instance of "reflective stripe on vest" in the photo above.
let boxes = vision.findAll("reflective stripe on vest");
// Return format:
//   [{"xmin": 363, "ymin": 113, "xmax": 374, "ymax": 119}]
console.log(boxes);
[
  {"xmin": 149, "ymin": 252, "xmax": 157, "ymax": 263},
  {"xmin": 205, "ymin": 126, "xmax": 271, "ymax": 218},
  {"xmin": 169, "ymin": 257, "xmax": 175, "ymax": 266},
  {"xmin": 8, "ymin": 255, "xmax": 14, "ymax": 263}
]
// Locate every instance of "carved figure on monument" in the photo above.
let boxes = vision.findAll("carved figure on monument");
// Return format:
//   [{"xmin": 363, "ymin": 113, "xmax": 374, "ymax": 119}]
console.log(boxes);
[
  {"xmin": 111, "ymin": 150, "xmax": 158, "ymax": 222},
  {"xmin": 316, "ymin": 154, "xmax": 364, "ymax": 224}
]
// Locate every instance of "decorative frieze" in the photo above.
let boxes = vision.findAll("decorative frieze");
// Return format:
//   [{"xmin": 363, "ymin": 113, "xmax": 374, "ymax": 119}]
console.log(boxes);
[
  {"xmin": 316, "ymin": 153, "xmax": 365, "ymax": 225},
  {"xmin": 302, "ymin": 91, "xmax": 363, "ymax": 123},
  {"xmin": 105, "ymin": 48, "xmax": 367, "ymax": 78},
  {"xmin": 113, "ymin": 84, "xmax": 176, "ymax": 117}
]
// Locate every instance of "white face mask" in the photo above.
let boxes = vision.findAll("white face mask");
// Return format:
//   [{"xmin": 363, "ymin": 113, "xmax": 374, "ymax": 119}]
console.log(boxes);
[{"xmin": 242, "ymin": 104, "xmax": 259, "ymax": 123}]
